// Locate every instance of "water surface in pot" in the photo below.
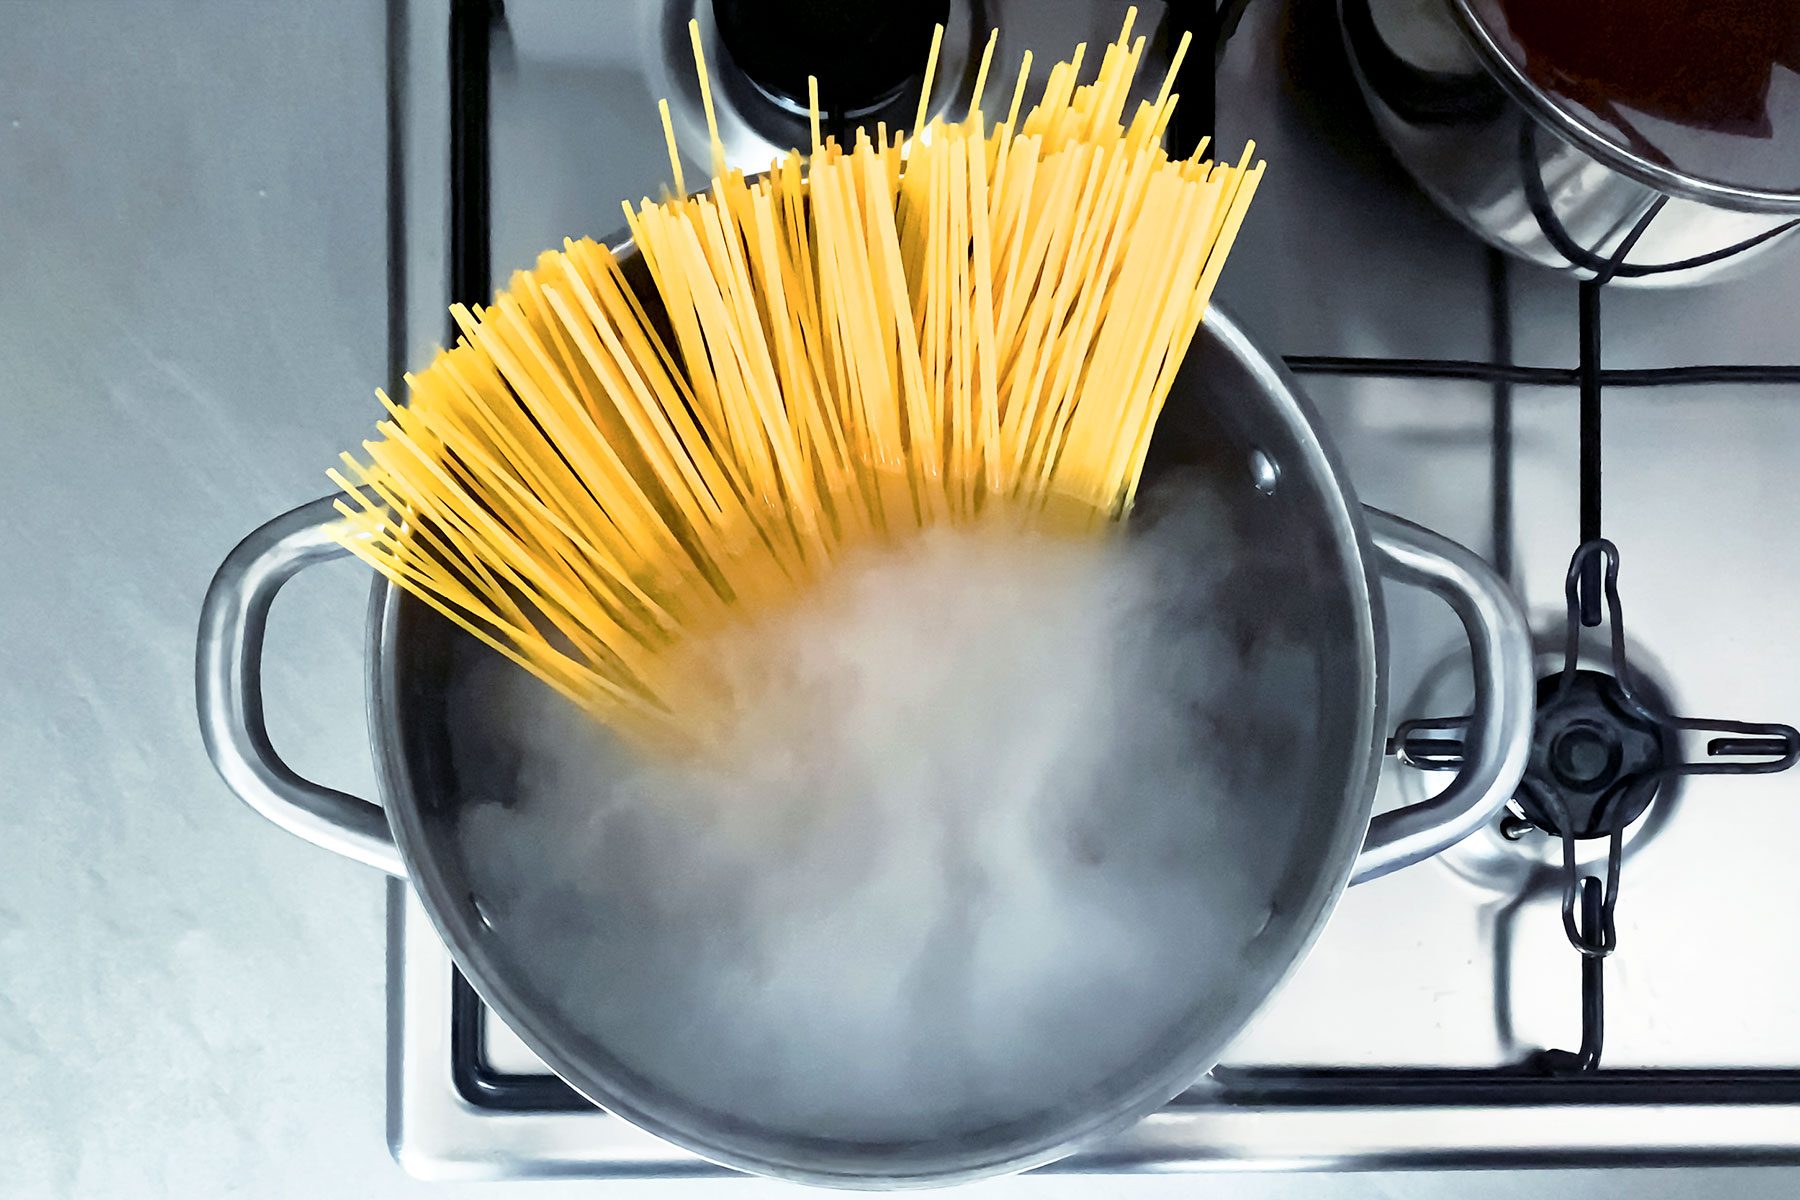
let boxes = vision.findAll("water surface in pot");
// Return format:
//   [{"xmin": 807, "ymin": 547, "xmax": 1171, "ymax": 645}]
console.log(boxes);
[{"xmin": 438, "ymin": 480, "xmax": 1314, "ymax": 1145}]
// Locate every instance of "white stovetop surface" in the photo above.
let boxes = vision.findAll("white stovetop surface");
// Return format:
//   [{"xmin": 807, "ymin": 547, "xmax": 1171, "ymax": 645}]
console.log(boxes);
[{"xmin": 4, "ymin": 1, "xmax": 1799, "ymax": 1198}]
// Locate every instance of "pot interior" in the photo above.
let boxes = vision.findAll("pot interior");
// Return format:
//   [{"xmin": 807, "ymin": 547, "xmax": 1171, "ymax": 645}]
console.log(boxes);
[{"xmin": 376, "ymin": 298, "xmax": 1381, "ymax": 1184}]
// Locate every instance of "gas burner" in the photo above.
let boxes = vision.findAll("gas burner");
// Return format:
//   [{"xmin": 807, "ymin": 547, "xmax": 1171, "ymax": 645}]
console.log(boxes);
[
  {"xmin": 1400, "ymin": 641, "xmax": 1682, "ymax": 897},
  {"xmin": 1530, "ymin": 541, "xmax": 1795, "ymax": 959},
  {"xmin": 713, "ymin": 0, "xmax": 950, "ymax": 121},
  {"xmin": 1400, "ymin": 541, "xmax": 1800, "ymax": 851},
  {"xmin": 653, "ymin": 0, "xmax": 977, "ymax": 175},
  {"xmin": 1514, "ymin": 668, "xmax": 1669, "ymax": 840},
  {"xmin": 1393, "ymin": 538, "xmax": 1800, "ymax": 1071},
  {"xmin": 1522, "ymin": 540, "xmax": 1799, "ymax": 842}
]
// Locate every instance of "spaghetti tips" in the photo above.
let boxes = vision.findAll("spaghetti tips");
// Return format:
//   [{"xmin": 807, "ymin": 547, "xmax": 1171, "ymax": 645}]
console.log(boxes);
[{"xmin": 330, "ymin": 11, "xmax": 1263, "ymax": 745}]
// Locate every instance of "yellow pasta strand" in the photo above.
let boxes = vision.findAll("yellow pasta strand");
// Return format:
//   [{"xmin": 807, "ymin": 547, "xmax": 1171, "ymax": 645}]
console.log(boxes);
[{"xmin": 331, "ymin": 8, "xmax": 1264, "ymax": 747}]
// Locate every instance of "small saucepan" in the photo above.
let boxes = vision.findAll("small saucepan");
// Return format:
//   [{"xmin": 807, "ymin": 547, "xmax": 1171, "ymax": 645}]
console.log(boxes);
[{"xmin": 1341, "ymin": 0, "xmax": 1800, "ymax": 286}]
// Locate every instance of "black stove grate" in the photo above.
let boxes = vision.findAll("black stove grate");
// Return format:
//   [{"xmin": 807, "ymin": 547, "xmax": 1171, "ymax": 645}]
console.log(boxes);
[
  {"xmin": 1285, "ymin": 5, "xmax": 1800, "ymax": 1070},
  {"xmin": 434, "ymin": 0, "xmax": 1800, "ymax": 1116}
]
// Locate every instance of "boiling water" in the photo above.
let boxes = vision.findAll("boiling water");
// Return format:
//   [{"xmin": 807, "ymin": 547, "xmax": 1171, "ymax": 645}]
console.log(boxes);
[{"xmin": 447, "ymin": 504, "xmax": 1314, "ymax": 1143}]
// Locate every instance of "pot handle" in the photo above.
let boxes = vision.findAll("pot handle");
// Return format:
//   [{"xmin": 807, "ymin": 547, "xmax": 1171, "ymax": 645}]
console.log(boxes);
[
  {"xmin": 196, "ymin": 494, "xmax": 407, "ymax": 877},
  {"xmin": 1351, "ymin": 508, "xmax": 1534, "ymax": 885}
]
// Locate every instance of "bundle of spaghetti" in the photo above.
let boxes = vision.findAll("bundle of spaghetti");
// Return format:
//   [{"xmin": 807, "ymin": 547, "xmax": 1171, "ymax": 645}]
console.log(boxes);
[{"xmin": 328, "ymin": 8, "xmax": 1264, "ymax": 747}]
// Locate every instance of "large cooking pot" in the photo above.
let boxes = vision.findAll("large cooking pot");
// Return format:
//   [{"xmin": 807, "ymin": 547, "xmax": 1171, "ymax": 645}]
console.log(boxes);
[
  {"xmin": 1340, "ymin": 0, "xmax": 1800, "ymax": 286},
  {"xmin": 197, "ymin": 262, "xmax": 1534, "ymax": 1186}
]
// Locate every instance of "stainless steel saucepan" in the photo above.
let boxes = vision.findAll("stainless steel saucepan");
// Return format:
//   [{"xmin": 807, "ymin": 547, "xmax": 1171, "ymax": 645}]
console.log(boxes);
[
  {"xmin": 1340, "ymin": 0, "xmax": 1800, "ymax": 286},
  {"xmin": 197, "ymin": 249, "xmax": 1534, "ymax": 1186}
]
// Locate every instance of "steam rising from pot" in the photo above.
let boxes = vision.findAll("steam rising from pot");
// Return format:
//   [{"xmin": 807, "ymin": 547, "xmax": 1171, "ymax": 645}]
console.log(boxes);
[{"xmin": 449, "ymin": 497, "xmax": 1313, "ymax": 1142}]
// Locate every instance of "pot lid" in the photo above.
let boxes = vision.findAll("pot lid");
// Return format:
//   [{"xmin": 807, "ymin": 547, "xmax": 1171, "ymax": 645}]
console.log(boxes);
[{"xmin": 1455, "ymin": 0, "xmax": 1800, "ymax": 208}]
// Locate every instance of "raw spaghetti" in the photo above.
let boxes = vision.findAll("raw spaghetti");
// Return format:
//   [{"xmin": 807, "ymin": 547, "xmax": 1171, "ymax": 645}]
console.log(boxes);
[{"xmin": 328, "ymin": 9, "xmax": 1264, "ymax": 746}]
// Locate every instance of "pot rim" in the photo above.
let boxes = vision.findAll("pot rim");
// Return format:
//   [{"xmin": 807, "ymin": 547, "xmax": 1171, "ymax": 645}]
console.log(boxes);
[{"xmin": 1448, "ymin": 0, "xmax": 1800, "ymax": 214}]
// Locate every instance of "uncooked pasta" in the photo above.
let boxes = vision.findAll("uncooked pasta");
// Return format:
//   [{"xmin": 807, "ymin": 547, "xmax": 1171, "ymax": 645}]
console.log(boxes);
[{"xmin": 328, "ymin": 9, "xmax": 1263, "ymax": 745}]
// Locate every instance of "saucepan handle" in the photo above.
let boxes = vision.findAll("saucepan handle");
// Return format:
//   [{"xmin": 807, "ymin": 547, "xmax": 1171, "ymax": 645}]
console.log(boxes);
[
  {"xmin": 196, "ymin": 494, "xmax": 406, "ymax": 877},
  {"xmin": 1350, "ymin": 508, "xmax": 1534, "ymax": 885}
]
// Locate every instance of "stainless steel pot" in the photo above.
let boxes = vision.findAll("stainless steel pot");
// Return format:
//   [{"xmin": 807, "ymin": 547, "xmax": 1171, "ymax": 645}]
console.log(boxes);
[
  {"xmin": 198, "ymin": 291, "xmax": 1535, "ymax": 1186},
  {"xmin": 1341, "ymin": 0, "xmax": 1800, "ymax": 286}
]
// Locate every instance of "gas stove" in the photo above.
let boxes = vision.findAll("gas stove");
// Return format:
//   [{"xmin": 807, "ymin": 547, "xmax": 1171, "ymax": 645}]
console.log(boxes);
[{"xmin": 385, "ymin": 0, "xmax": 1800, "ymax": 1178}]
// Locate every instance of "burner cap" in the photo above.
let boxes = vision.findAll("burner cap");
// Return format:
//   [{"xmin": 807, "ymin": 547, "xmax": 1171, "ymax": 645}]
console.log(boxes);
[
  {"xmin": 1515, "ymin": 669, "xmax": 1672, "ymax": 838},
  {"xmin": 712, "ymin": 0, "xmax": 951, "ymax": 121}
]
